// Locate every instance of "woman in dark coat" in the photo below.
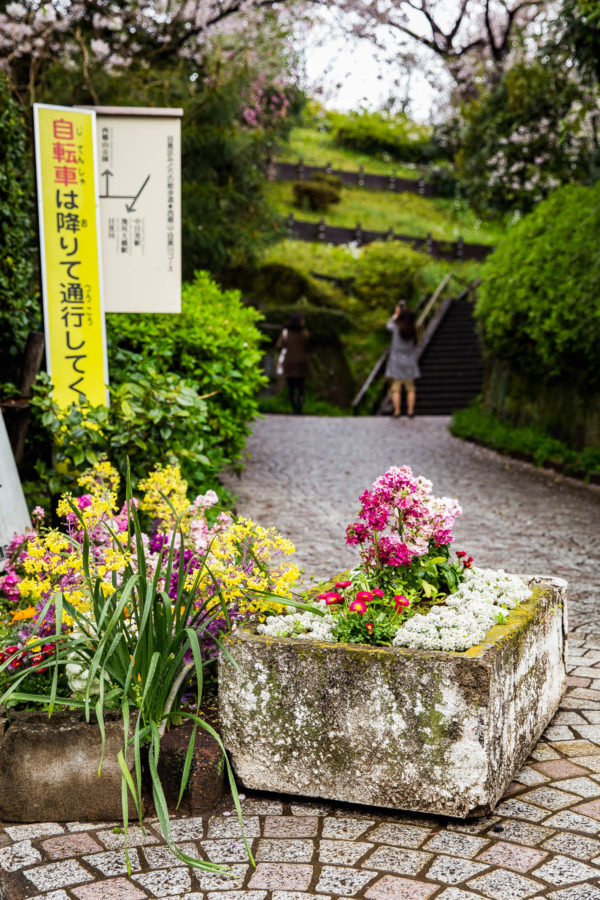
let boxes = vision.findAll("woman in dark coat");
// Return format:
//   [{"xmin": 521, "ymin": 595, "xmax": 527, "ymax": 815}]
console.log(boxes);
[
  {"xmin": 276, "ymin": 313, "xmax": 310, "ymax": 415},
  {"xmin": 385, "ymin": 303, "xmax": 420, "ymax": 418}
]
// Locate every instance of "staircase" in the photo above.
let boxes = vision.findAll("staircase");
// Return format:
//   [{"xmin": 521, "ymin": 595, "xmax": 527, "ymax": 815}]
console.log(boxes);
[
  {"xmin": 352, "ymin": 277, "xmax": 484, "ymax": 417},
  {"xmin": 415, "ymin": 295, "xmax": 484, "ymax": 415}
]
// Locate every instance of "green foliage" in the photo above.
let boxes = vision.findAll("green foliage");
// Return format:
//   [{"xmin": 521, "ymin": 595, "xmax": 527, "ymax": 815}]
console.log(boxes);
[
  {"xmin": 451, "ymin": 402, "xmax": 600, "ymax": 481},
  {"xmin": 0, "ymin": 74, "xmax": 39, "ymax": 390},
  {"xmin": 27, "ymin": 357, "xmax": 221, "ymax": 510},
  {"xmin": 106, "ymin": 272, "xmax": 265, "ymax": 468},
  {"xmin": 258, "ymin": 388, "xmax": 345, "ymax": 416},
  {"xmin": 292, "ymin": 175, "xmax": 342, "ymax": 212},
  {"xmin": 476, "ymin": 183, "xmax": 600, "ymax": 390},
  {"xmin": 454, "ymin": 61, "xmax": 594, "ymax": 215},
  {"xmin": 354, "ymin": 242, "xmax": 429, "ymax": 310},
  {"xmin": 331, "ymin": 110, "xmax": 435, "ymax": 164}
]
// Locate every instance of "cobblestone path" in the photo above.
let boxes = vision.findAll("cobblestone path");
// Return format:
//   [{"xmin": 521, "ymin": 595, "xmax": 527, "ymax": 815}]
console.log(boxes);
[{"xmin": 3, "ymin": 416, "xmax": 600, "ymax": 900}]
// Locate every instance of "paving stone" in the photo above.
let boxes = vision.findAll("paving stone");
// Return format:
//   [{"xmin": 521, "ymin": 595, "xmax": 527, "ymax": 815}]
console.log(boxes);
[
  {"xmin": 582, "ymin": 711, "xmax": 600, "ymax": 723},
  {"xmin": 530, "ymin": 744, "xmax": 561, "ymax": 761},
  {"xmin": 201, "ymin": 840, "xmax": 251, "ymax": 863},
  {"xmin": 552, "ymin": 741, "xmax": 600, "ymax": 757},
  {"xmin": 366, "ymin": 823, "xmax": 431, "ymax": 847},
  {"xmin": 467, "ymin": 868, "xmax": 543, "ymax": 899},
  {"xmin": 207, "ymin": 893, "xmax": 266, "ymax": 900},
  {"xmin": 425, "ymin": 854, "xmax": 489, "ymax": 883},
  {"xmin": 543, "ymin": 833, "xmax": 600, "ymax": 859},
  {"xmin": 318, "ymin": 840, "xmax": 373, "ymax": 865},
  {"xmin": 24, "ymin": 859, "xmax": 94, "ymax": 891},
  {"xmin": 572, "ymin": 668, "xmax": 600, "ymax": 678},
  {"xmin": 143, "ymin": 843, "xmax": 198, "ymax": 868},
  {"xmin": 364, "ymin": 874, "xmax": 439, "ymax": 899},
  {"xmin": 41, "ymin": 832, "xmax": 104, "ymax": 858},
  {"xmin": 320, "ymin": 816, "xmax": 374, "ymax": 840},
  {"xmin": 476, "ymin": 840, "xmax": 548, "ymax": 872},
  {"xmin": 71, "ymin": 880, "xmax": 148, "ymax": 900},
  {"xmin": 576, "ymin": 726, "xmax": 600, "ymax": 742},
  {"xmin": 168, "ymin": 818, "xmax": 207, "ymax": 841},
  {"xmin": 574, "ymin": 799, "xmax": 600, "ymax": 821},
  {"xmin": 66, "ymin": 822, "xmax": 118, "ymax": 832},
  {"xmin": 561, "ymin": 699, "xmax": 600, "ymax": 710},
  {"xmin": 555, "ymin": 712, "xmax": 590, "ymax": 725},
  {"xmin": 206, "ymin": 816, "xmax": 261, "ymax": 840},
  {"xmin": 574, "ymin": 756, "xmax": 600, "ymax": 772},
  {"xmin": 503, "ymin": 780, "xmax": 527, "ymax": 798},
  {"xmin": 495, "ymin": 798, "xmax": 549, "ymax": 822},
  {"xmin": 255, "ymin": 839, "xmax": 314, "ymax": 862},
  {"xmin": 571, "ymin": 690, "xmax": 600, "ymax": 701},
  {"xmin": 545, "ymin": 726, "xmax": 577, "ymax": 741},
  {"xmin": 362, "ymin": 845, "xmax": 431, "ymax": 875},
  {"xmin": 271, "ymin": 893, "xmax": 328, "ymax": 900},
  {"xmin": 0, "ymin": 839, "xmax": 41, "ymax": 872},
  {"xmin": 248, "ymin": 862, "xmax": 313, "ymax": 891},
  {"xmin": 263, "ymin": 816, "xmax": 318, "ymax": 838},
  {"xmin": 532, "ymin": 760, "xmax": 591, "ymax": 778},
  {"xmin": 435, "ymin": 890, "xmax": 483, "ymax": 900},
  {"xmin": 133, "ymin": 866, "xmax": 192, "ymax": 896},
  {"xmin": 515, "ymin": 766, "xmax": 550, "ymax": 786},
  {"xmin": 29, "ymin": 892, "xmax": 71, "ymax": 900},
  {"xmin": 82, "ymin": 848, "xmax": 141, "ymax": 876},
  {"xmin": 533, "ymin": 854, "xmax": 600, "ymax": 885},
  {"xmin": 195, "ymin": 864, "xmax": 249, "ymax": 891},
  {"xmin": 486, "ymin": 819, "xmax": 555, "ymax": 845},
  {"xmin": 96, "ymin": 824, "xmax": 160, "ymax": 850},
  {"xmin": 240, "ymin": 799, "xmax": 284, "ymax": 815},
  {"xmin": 447, "ymin": 814, "xmax": 501, "ymax": 834},
  {"xmin": 523, "ymin": 786, "xmax": 581, "ymax": 810},
  {"xmin": 423, "ymin": 831, "xmax": 489, "ymax": 858},
  {"xmin": 547, "ymin": 886, "xmax": 600, "ymax": 900},
  {"xmin": 4, "ymin": 822, "xmax": 64, "ymax": 841},
  {"xmin": 313, "ymin": 865, "xmax": 378, "ymax": 895},
  {"xmin": 558, "ymin": 777, "xmax": 600, "ymax": 797},
  {"xmin": 544, "ymin": 811, "xmax": 600, "ymax": 834},
  {"xmin": 290, "ymin": 803, "xmax": 331, "ymax": 816}
]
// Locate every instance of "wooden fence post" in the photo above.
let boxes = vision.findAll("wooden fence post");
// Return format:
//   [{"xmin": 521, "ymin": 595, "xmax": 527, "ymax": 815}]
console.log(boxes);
[
  {"xmin": 355, "ymin": 222, "xmax": 363, "ymax": 245},
  {"xmin": 326, "ymin": 161, "xmax": 333, "ymax": 175},
  {"xmin": 358, "ymin": 165, "xmax": 364, "ymax": 188},
  {"xmin": 287, "ymin": 213, "xmax": 295, "ymax": 235},
  {"xmin": 426, "ymin": 232, "xmax": 433, "ymax": 255},
  {"xmin": 418, "ymin": 178, "xmax": 425, "ymax": 196},
  {"xmin": 297, "ymin": 157, "xmax": 304, "ymax": 181},
  {"xmin": 318, "ymin": 219, "xmax": 326, "ymax": 242},
  {"xmin": 388, "ymin": 175, "xmax": 396, "ymax": 192},
  {"xmin": 457, "ymin": 236, "xmax": 464, "ymax": 260}
]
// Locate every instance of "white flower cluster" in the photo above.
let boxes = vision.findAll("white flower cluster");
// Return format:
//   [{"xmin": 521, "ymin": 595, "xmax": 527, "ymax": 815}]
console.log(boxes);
[
  {"xmin": 256, "ymin": 608, "xmax": 336, "ymax": 642},
  {"xmin": 392, "ymin": 568, "xmax": 530, "ymax": 653}
]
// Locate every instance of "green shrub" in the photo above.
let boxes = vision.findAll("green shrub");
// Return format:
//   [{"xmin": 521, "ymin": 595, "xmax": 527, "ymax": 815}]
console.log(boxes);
[
  {"xmin": 26, "ymin": 355, "xmax": 222, "ymax": 511},
  {"xmin": 332, "ymin": 110, "xmax": 434, "ymax": 164},
  {"xmin": 106, "ymin": 271, "xmax": 266, "ymax": 465},
  {"xmin": 293, "ymin": 178, "xmax": 341, "ymax": 212},
  {"xmin": 450, "ymin": 402, "xmax": 600, "ymax": 481},
  {"xmin": 476, "ymin": 183, "xmax": 600, "ymax": 390},
  {"xmin": 244, "ymin": 261, "xmax": 345, "ymax": 309},
  {"xmin": 0, "ymin": 75, "xmax": 38, "ymax": 392},
  {"xmin": 354, "ymin": 242, "xmax": 429, "ymax": 310}
]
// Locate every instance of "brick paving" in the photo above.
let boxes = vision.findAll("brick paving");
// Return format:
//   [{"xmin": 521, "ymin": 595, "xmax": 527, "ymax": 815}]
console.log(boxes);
[{"xmin": 2, "ymin": 415, "xmax": 600, "ymax": 900}]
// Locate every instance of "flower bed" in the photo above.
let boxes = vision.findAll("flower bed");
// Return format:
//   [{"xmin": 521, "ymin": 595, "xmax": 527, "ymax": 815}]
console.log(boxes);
[{"xmin": 219, "ymin": 466, "xmax": 567, "ymax": 817}]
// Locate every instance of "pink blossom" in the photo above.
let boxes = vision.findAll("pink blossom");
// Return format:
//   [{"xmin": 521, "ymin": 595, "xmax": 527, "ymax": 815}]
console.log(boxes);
[{"xmin": 349, "ymin": 598, "xmax": 367, "ymax": 615}]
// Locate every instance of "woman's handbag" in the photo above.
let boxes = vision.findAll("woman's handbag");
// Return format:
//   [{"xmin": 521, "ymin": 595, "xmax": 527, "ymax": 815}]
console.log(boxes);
[{"xmin": 276, "ymin": 328, "xmax": 288, "ymax": 376}]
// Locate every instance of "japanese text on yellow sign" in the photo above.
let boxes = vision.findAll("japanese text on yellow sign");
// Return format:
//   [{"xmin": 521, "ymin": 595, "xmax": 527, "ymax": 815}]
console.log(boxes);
[{"xmin": 33, "ymin": 104, "xmax": 108, "ymax": 407}]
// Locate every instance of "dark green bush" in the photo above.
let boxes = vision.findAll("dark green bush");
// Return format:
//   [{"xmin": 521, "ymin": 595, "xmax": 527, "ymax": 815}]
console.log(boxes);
[
  {"xmin": 476, "ymin": 183, "xmax": 600, "ymax": 390},
  {"xmin": 332, "ymin": 110, "xmax": 435, "ymax": 164},
  {"xmin": 354, "ymin": 242, "xmax": 429, "ymax": 311},
  {"xmin": 241, "ymin": 262, "xmax": 345, "ymax": 309},
  {"xmin": 426, "ymin": 164, "xmax": 460, "ymax": 199},
  {"xmin": 106, "ymin": 271, "xmax": 266, "ymax": 466},
  {"xmin": 451, "ymin": 402, "xmax": 600, "ymax": 481},
  {"xmin": 293, "ymin": 179, "xmax": 341, "ymax": 212},
  {"xmin": 0, "ymin": 75, "xmax": 39, "ymax": 392},
  {"xmin": 27, "ymin": 356, "xmax": 221, "ymax": 510}
]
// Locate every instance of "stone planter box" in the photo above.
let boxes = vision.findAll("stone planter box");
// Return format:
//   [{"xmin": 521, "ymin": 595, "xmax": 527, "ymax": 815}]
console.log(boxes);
[
  {"xmin": 0, "ymin": 710, "xmax": 136, "ymax": 823},
  {"xmin": 219, "ymin": 575, "xmax": 567, "ymax": 818}
]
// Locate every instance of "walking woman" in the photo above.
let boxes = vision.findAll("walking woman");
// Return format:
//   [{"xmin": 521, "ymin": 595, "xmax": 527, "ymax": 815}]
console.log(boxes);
[
  {"xmin": 276, "ymin": 313, "xmax": 310, "ymax": 415},
  {"xmin": 385, "ymin": 302, "xmax": 420, "ymax": 418}
]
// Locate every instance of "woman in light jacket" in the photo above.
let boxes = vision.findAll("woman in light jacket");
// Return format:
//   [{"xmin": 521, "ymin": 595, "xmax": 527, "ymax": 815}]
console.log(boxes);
[{"xmin": 385, "ymin": 303, "xmax": 420, "ymax": 418}]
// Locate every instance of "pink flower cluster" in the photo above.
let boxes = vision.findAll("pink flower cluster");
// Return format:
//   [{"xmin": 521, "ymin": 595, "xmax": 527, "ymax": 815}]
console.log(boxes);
[{"xmin": 345, "ymin": 466, "xmax": 462, "ymax": 572}]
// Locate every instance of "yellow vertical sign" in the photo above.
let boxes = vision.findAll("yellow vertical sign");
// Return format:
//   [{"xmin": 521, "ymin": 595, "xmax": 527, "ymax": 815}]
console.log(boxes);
[{"xmin": 33, "ymin": 104, "xmax": 108, "ymax": 407}]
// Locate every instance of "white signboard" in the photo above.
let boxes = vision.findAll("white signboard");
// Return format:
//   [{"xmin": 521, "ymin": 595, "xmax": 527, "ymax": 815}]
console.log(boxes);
[
  {"xmin": 0, "ymin": 413, "xmax": 32, "ymax": 572},
  {"xmin": 89, "ymin": 107, "xmax": 182, "ymax": 314}
]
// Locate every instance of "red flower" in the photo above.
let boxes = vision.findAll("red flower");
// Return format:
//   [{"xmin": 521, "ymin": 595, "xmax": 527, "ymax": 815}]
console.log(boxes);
[
  {"xmin": 334, "ymin": 580, "xmax": 352, "ymax": 589},
  {"xmin": 371, "ymin": 589, "xmax": 385, "ymax": 598},
  {"xmin": 394, "ymin": 594, "xmax": 410, "ymax": 611},
  {"xmin": 365, "ymin": 623, "xmax": 374, "ymax": 634},
  {"xmin": 349, "ymin": 599, "xmax": 367, "ymax": 615},
  {"xmin": 456, "ymin": 551, "xmax": 466, "ymax": 559},
  {"xmin": 10, "ymin": 659, "xmax": 23, "ymax": 670},
  {"xmin": 356, "ymin": 591, "xmax": 373, "ymax": 603},
  {"xmin": 4, "ymin": 646, "xmax": 19, "ymax": 656},
  {"xmin": 42, "ymin": 643, "xmax": 56, "ymax": 654},
  {"xmin": 325, "ymin": 592, "xmax": 343, "ymax": 605}
]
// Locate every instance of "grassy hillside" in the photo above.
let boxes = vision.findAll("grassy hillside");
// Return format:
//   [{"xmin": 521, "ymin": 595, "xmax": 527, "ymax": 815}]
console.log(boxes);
[{"xmin": 266, "ymin": 181, "xmax": 503, "ymax": 246}]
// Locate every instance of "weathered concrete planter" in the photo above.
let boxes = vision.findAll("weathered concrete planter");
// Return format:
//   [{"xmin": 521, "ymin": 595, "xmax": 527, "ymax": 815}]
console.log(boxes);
[
  {"xmin": 0, "ymin": 710, "xmax": 136, "ymax": 823},
  {"xmin": 219, "ymin": 575, "xmax": 567, "ymax": 817}
]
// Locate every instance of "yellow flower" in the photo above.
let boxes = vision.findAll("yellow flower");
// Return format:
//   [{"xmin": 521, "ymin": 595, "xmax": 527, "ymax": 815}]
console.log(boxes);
[{"xmin": 138, "ymin": 464, "xmax": 190, "ymax": 530}]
